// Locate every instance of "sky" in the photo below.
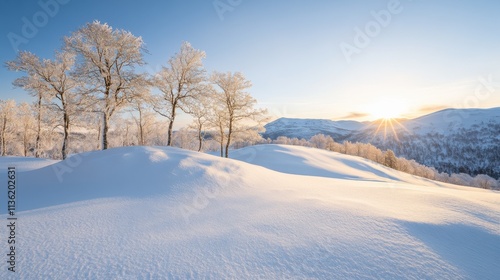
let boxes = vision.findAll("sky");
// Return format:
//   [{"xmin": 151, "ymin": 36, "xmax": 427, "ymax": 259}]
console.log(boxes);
[{"xmin": 1, "ymin": 0, "xmax": 500, "ymax": 126}]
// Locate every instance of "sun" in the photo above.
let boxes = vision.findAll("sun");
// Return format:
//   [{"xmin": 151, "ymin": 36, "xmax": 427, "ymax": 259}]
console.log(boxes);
[
  {"xmin": 364, "ymin": 98, "xmax": 410, "ymax": 142},
  {"xmin": 368, "ymin": 99, "xmax": 408, "ymax": 120}
]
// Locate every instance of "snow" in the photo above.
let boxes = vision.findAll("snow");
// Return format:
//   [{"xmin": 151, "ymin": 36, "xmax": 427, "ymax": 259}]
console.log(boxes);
[
  {"xmin": 264, "ymin": 117, "xmax": 367, "ymax": 139},
  {"xmin": 0, "ymin": 156, "xmax": 58, "ymax": 172},
  {"xmin": 232, "ymin": 144, "xmax": 447, "ymax": 186},
  {"xmin": 264, "ymin": 107, "xmax": 500, "ymax": 139},
  {"xmin": 403, "ymin": 107, "xmax": 500, "ymax": 134},
  {"xmin": 1, "ymin": 145, "xmax": 499, "ymax": 279}
]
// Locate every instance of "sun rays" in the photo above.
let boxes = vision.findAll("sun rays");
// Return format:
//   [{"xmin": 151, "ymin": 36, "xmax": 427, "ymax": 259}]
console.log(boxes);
[
  {"xmin": 371, "ymin": 117, "xmax": 410, "ymax": 142},
  {"xmin": 364, "ymin": 99, "xmax": 411, "ymax": 141}
]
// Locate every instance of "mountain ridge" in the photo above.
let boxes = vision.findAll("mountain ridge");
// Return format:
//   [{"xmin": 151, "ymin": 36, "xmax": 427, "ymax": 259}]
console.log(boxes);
[{"xmin": 263, "ymin": 107, "xmax": 500, "ymax": 179}]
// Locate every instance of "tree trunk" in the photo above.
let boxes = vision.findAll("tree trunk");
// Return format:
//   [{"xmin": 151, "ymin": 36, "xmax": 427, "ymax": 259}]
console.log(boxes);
[
  {"xmin": 216, "ymin": 118, "xmax": 224, "ymax": 157},
  {"xmin": 220, "ymin": 139, "xmax": 223, "ymax": 157},
  {"xmin": 35, "ymin": 96, "xmax": 42, "ymax": 158},
  {"xmin": 197, "ymin": 125, "xmax": 203, "ymax": 152},
  {"xmin": 138, "ymin": 107, "xmax": 144, "ymax": 146},
  {"xmin": 97, "ymin": 120, "xmax": 101, "ymax": 150},
  {"xmin": 166, "ymin": 106, "xmax": 176, "ymax": 146},
  {"xmin": 124, "ymin": 123, "xmax": 129, "ymax": 146},
  {"xmin": 224, "ymin": 119, "xmax": 233, "ymax": 158},
  {"xmin": 140, "ymin": 126, "xmax": 144, "ymax": 146},
  {"xmin": 1, "ymin": 117, "xmax": 6, "ymax": 156},
  {"xmin": 102, "ymin": 113, "xmax": 109, "ymax": 150},
  {"xmin": 61, "ymin": 111, "xmax": 69, "ymax": 160},
  {"xmin": 23, "ymin": 129, "xmax": 28, "ymax": 157},
  {"xmin": 167, "ymin": 119, "xmax": 174, "ymax": 146}
]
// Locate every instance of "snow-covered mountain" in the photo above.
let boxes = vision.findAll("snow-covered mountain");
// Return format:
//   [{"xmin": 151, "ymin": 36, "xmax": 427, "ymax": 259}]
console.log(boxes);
[
  {"xmin": 264, "ymin": 107, "xmax": 500, "ymax": 179},
  {"xmin": 263, "ymin": 117, "xmax": 368, "ymax": 140},
  {"xmin": 1, "ymin": 145, "xmax": 499, "ymax": 278}
]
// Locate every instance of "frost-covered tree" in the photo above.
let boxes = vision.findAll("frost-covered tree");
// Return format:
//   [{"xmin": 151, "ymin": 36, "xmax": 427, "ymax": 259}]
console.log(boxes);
[
  {"xmin": 65, "ymin": 21, "xmax": 146, "ymax": 150},
  {"xmin": 7, "ymin": 50, "xmax": 79, "ymax": 159},
  {"xmin": 310, "ymin": 134, "xmax": 334, "ymax": 150},
  {"xmin": 384, "ymin": 149, "xmax": 398, "ymax": 169},
  {"xmin": 207, "ymin": 101, "xmax": 229, "ymax": 157},
  {"xmin": 211, "ymin": 71, "xmax": 267, "ymax": 158},
  {"xmin": 172, "ymin": 128, "xmax": 198, "ymax": 150},
  {"xmin": 153, "ymin": 42, "xmax": 206, "ymax": 146},
  {"xmin": 274, "ymin": 136, "xmax": 290, "ymax": 145},
  {"xmin": 449, "ymin": 173, "xmax": 473, "ymax": 186},
  {"xmin": 124, "ymin": 83, "xmax": 155, "ymax": 146},
  {"xmin": 471, "ymin": 174, "xmax": 499, "ymax": 190},
  {"xmin": 344, "ymin": 141, "xmax": 358, "ymax": 156},
  {"xmin": 0, "ymin": 100, "xmax": 16, "ymax": 156},
  {"xmin": 7, "ymin": 53, "xmax": 48, "ymax": 157},
  {"xmin": 130, "ymin": 101, "xmax": 156, "ymax": 146},
  {"xmin": 185, "ymin": 89, "xmax": 213, "ymax": 152},
  {"xmin": 18, "ymin": 102, "xmax": 36, "ymax": 156}
]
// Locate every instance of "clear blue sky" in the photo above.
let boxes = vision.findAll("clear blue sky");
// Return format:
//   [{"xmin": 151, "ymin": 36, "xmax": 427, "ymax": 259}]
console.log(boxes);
[{"xmin": 1, "ymin": 0, "xmax": 500, "ymax": 124}]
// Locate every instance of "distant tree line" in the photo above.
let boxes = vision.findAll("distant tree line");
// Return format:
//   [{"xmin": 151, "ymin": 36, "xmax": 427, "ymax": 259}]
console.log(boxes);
[
  {"xmin": 269, "ymin": 134, "xmax": 500, "ymax": 190},
  {"xmin": 5, "ymin": 21, "xmax": 267, "ymax": 159},
  {"xmin": 353, "ymin": 122, "xmax": 500, "ymax": 180}
]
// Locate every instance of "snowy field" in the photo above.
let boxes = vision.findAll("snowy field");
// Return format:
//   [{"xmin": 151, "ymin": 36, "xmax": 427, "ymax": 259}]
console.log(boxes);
[{"xmin": 1, "ymin": 145, "xmax": 499, "ymax": 279}]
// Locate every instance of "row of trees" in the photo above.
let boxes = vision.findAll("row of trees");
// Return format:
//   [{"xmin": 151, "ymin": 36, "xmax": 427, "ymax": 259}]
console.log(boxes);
[
  {"xmin": 6, "ymin": 21, "xmax": 266, "ymax": 159},
  {"xmin": 0, "ymin": 100, "xmax": 36, "ymax": 157},
  {"xmin": 273, "ymin": 134, "xmax": 500, "ymax": 190},
  {"xmin": 0, "ymin": 98, "xmax": 265, "ymax": 159},
  {"xmin": 359, "ymin": 123, "xmax": 500, "ymax": 180},
  {"xmin": 1, "ymin": 96, "xmax": 497, "ymax": 190}
]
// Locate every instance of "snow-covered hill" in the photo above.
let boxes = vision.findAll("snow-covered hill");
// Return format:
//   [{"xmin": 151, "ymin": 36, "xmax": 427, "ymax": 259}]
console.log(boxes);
[
  {"xmin": 1, "ymin": 145, "xmax": 499, "ymax": 279},
  {"xmin": 404, "ymin": 107, "xmax": 500, "ymax": 133},
  {"xmin": 263, "ymin": 107, "xmax": 500, "ymax": 179}
]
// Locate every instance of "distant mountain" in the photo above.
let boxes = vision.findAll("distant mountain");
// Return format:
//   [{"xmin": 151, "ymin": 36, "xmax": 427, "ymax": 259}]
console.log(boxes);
[
  {"xmin": 263, "ymin": 107, "xmax": 500, "ymax": 179},
  {"xmin": 262, "ymin": 118, "xmax": 368, "ymax": 140}
]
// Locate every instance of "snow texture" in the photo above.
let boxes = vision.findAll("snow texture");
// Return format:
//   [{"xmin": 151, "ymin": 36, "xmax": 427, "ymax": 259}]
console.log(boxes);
[{"xmin": 1, "ymin": 145, "xmax": 499, "ymax": 279}]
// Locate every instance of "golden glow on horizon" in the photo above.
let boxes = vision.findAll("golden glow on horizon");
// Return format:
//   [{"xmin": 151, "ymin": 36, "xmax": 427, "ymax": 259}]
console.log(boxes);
[
  {"xmin": 367, "ymin": 99, "xmax": 409, "ymax": 120},
  {"xmin": 363, "ymin": 99, "xmax": 411, "ymax": 141}
]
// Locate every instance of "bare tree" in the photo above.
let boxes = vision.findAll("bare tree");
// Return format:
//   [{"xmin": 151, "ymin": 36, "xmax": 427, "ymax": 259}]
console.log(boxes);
[
  {"xmin": 33, "ymin": 94, "xmax": 44, "ymax": 157},
  {"xmin": 384, "ymin": 149, "xmax": 398, "ymax": 169},
  {"xmin": 18, "ymin": 102, "xmax": 36, "ymax": 156},
  {"xmin": 128, "ymin": 91, "xmax": 156, "ymax": 146},
  {"xmin": 185, "ymin": 88, "xmax": 213, "ymax": 152},
  {"xmin": 6, "ymin": 56, "xmax": 48, "ymax": 157},
  {"xmin": 7, "ymin": 51, "xmax": 78, "ymax": 159},
  {"xmin": 153, "ymin": 42, "xmax": 206, "ymax": 146},
  {"xmin": 0, "ymin": 100, "xmax": 16, "ymax": 156},
  {"xmin": 172, "ymin": 128, "xmax": 198, "ymax": 150},
  {"xmin": 65, "ymin": 20, "xmax": 147, "ymax": 150},
  {"xmin": 211, "ymin": 71, "xmax": 268, "ymax": 157},
  {"xmin": 211, "ymin": 106, "xmax": 229, "ymax": 157}
]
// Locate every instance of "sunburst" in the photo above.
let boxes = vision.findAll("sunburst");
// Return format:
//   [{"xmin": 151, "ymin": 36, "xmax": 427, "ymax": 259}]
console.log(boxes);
[
  {"xmin": 366, "ymin": 99, "xmax": 410, "ymax": 141},
  {"xmin": 372, "ymin": 118, "xmax": 409, "ymax": 141}
]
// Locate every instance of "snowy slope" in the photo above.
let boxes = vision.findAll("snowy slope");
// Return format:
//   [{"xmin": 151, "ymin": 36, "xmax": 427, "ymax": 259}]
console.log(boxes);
[
  {"xmin": 401, "ymin": 107, "xmax": 500, "ymax": 134},
  {"xmin": 231, "ymin": 144, "xmax": 449, "ymax": 187},
  {"xmin": 1, "ymin": 145, "xmax": 499, "ymax": 279},
  {"xmin": 0, "ymin": 156, "xmax": 58, "ymax": 172}
]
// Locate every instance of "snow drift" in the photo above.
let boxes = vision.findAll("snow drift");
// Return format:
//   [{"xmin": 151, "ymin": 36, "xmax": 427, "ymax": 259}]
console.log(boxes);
[{"xmin": 1, "ymin": 145, "xmax": 499, "ymax": 279}]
